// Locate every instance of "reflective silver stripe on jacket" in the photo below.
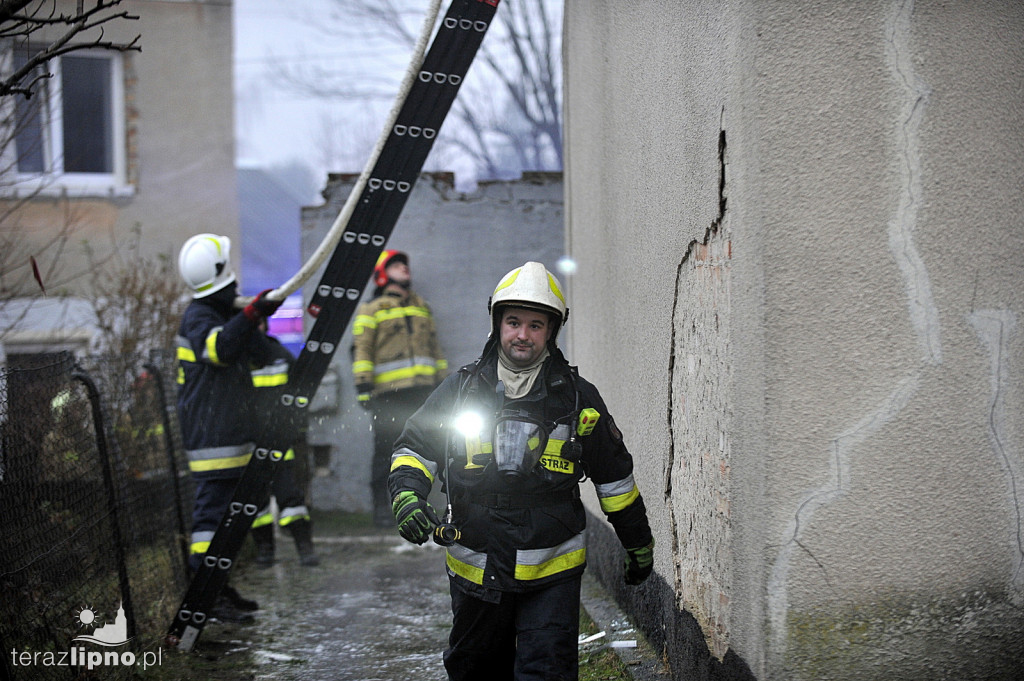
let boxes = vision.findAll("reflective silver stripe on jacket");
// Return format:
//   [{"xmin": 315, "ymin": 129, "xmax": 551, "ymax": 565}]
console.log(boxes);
[
  {"xmin": 373, "ymin": 356, "xmax": 439, "ymax": 375},
  {"xmin": 390, "ymin": 446, "xmax": 439, "ymax": 480},
  {"xmin": 516, "ymin": 532, "xmax": 586, "ymax": 568},
  {"xmin": 594, "ymin": 474, "xmax": 636, "ymax": 499}
]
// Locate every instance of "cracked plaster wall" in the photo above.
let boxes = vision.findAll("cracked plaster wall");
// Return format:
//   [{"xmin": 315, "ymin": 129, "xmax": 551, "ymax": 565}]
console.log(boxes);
[{"xmin": 564, "ymin": 1, "xmax": 1024, "ymax": 679}]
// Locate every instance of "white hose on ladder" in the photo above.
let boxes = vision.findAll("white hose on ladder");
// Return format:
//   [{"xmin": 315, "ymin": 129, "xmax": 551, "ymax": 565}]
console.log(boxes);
[{"xmin": 236, "ymin": 0, "xmax": 444, "ymax": 308}]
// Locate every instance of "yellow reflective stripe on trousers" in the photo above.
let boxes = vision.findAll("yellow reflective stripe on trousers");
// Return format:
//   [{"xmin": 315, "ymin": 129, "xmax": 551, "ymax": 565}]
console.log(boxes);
[
  {"xmin": 278, "ymin": 505, "xmax": 310, "ymax": 525},
  {"xmin": 514, "ymin": 533, "xmax": 586, "ymax": 581},
  {"xmin": 446, "ymin": 543, "xmax": 487, "ymax": 585},
  {"xmin": 186, "ymin": 444, "xmax": 253, "ymax": 473},
  {"xmin": 190, "ymin": 531, "xmax": 215, "ymax": 555},
  {"xmin": 251, "ymin": 363, "xmax": 289, "ymax": 387},
  {"xmin": 390, "ymin": 447, "xmax": 438, "ymax": 483},
  {"xmin": 595, "ymin": 475, "xmax": 640, "ymax": 513}
]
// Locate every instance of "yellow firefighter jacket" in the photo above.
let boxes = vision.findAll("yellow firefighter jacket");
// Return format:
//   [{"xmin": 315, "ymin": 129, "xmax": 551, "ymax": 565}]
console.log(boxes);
[{"xmin": 352, "ymin": 290, "xmax": 448, "ymax": 397}]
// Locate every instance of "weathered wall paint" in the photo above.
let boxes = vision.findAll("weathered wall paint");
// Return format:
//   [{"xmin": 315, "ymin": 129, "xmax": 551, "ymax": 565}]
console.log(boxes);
[{"xmin": 564, "ymin": 1, "xmax": 1024, "ymax": 679}]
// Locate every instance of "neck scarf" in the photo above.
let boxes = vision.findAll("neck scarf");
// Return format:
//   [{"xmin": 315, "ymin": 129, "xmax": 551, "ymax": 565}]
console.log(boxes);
[{"xmin": 497, "ymin": 346, "xmax": 550, "ymax": 399}]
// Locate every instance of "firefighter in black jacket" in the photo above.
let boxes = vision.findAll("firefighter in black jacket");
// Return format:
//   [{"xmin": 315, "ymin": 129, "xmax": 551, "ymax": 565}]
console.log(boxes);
[
  {"xmin": 388, "ymin": 261, "xmax": 655, "ymax": 680},
  {"xmin": 176, "ymin": 233, "xmax": 283, "ymax": 623}
]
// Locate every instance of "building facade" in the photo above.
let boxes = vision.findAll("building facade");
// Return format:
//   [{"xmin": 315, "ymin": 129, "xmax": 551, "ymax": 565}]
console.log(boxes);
[
  {"xmin": 0, "ymin": 0, "xmax": 237, "ymax": 355},
  {"xmin": 563, "ymin": 1, "xmax": 1024, "ymax": 679}
]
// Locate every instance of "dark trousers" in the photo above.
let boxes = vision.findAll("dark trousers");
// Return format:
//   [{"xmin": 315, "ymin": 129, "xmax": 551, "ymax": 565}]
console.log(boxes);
[
  {"xmin": 189, "ymin": 475, "xmax": 239, "ymax": 572},
  {"xmin": 444, "ymin": 576, "xmax": 581, "ymax": 681},
  {"xmin": 370, "ymin": 386, "xmax": 433, "ymax": 522}
]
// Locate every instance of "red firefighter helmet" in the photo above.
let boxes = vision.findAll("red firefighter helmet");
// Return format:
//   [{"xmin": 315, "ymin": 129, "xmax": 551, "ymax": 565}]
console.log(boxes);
[{"xmin": 373, "ymin": 249, "xmax": 409, "ymax": 287}]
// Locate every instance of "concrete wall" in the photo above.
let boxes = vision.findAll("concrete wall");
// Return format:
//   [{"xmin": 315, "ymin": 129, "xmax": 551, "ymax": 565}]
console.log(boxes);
[
  {"xmin": 301, "ymin": 172, "xmax": 564, "ymax": 511},
  {"xmin": 564, "ymin": 1, "xmax": 1024, "ymax": 679}
]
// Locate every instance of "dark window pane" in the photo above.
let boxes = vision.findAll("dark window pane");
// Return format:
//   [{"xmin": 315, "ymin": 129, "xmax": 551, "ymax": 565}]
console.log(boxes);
[
  {"xmin": 61, "ymin": 56, "xmax": 112, "ymax": 173},
  {"xmin": 12, "ymin": 51, "xmax": 47, "ymax": 173}
]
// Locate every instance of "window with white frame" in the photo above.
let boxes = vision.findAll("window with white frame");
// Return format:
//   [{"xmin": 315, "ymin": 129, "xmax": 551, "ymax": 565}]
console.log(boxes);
[{"xmin": 8, "ymin": 49, "xmax": 129, "ymax": 196}]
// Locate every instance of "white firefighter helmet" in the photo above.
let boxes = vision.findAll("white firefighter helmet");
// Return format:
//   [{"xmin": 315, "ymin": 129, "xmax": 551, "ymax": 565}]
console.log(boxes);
[
  {"xmin": 488, "ymin": 261, "xmax": 569, "ymax": 339},
  {"xmin": 178, "ymin": 233, "xmax": 236, "ymax": 298}
]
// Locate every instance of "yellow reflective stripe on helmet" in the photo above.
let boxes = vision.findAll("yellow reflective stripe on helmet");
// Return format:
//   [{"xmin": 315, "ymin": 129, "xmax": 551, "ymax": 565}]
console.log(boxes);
[
  {"xmin": 390, "ymin": 447, "xmax": 437, "ymax": 483},
  {"xmin": 353, "ymin": 314, "xmax": 376, "ymax": 335},
  {"xmin": 446, "ymin": 543, "xmax": 487, "ymax": 585},
  {"xmin": 514, "ymin": 533, "xmax": 586, "ymax": 580},
  {"xmin": 493, "ymin": 267, "xmax": 521, "ymax": 294},
  {"xmin": 547, "ymin": 273, "xmax": 565, "ymax": 306}
]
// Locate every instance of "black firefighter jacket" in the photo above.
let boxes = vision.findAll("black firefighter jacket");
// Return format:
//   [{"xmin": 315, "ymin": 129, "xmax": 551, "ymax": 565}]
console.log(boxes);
[{"xmin": 388, "ymin": 344, "xmax": 652, "ymax": 600}]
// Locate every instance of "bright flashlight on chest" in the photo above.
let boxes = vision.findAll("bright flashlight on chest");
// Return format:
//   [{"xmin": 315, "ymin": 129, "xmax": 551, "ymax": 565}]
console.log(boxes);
[{"xmin": 454, "ymin": 411, "xmax": 485, "ymax": 469}]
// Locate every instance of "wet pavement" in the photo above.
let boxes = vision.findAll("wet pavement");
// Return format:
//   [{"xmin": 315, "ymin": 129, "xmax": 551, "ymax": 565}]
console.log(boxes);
[
  {"xmin": 228, "ymin": 531, "xmax": 451, "ymax": 680},
  {"xmin": 185, "ymin": 521, "xmax": 668, "ymax": 680}
]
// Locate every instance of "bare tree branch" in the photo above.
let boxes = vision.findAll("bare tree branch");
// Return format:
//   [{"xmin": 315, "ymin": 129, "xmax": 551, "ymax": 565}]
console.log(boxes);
[
  {"xmin": 0, "ymin": 0, "xmax": 141, "ymax": 99},
  {"xmin": 267, "ymin": 0, "xmax": 561, "ymax": 181}
]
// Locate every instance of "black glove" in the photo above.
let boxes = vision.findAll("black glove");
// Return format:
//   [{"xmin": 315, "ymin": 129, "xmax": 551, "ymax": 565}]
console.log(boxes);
[
  {"xmin": 624, "ymin": 540, "xmax": 654, "ymax": 585},
  {"xmin": 392, "ymin": 491, "xmax": 439, "ymax": 545},
  {"xmin": 243, "ymin": 289, "xmax": 284, "ymax": 322}
]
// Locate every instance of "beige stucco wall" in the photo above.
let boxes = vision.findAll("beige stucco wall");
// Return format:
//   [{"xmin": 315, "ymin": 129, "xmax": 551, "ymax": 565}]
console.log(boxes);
[
  {"xmin": 1, "ymin": 0, "xmax": 237, "ymax": 297},
  {"xmin": 564, "ymin": 1, "xmax": 1024, "ymax": 679}
]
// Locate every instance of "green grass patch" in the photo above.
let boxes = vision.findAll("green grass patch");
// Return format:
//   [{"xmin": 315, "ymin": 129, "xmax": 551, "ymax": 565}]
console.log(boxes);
[{"xmin": 579, "ymin": 606, "xmax": 634, "ymax": 681}]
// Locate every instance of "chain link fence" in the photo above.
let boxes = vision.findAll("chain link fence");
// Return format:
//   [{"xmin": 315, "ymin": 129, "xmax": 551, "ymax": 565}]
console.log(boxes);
[{"xmin": 0, "ymin": 350, "xmax": 194, "ymax": 680}]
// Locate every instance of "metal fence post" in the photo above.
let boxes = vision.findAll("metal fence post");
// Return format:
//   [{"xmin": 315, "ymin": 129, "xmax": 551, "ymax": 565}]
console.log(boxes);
[
  {"xmin": 144, "ymin": 360, "xmax": 191, "ymax": 574},
  {"xmin": 71, "ymin": 366, "xmax": 137, "ymax": 642}
]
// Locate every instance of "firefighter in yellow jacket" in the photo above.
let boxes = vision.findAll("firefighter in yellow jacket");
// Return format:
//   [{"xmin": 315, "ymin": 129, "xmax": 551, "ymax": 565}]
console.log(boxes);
[{"xmin": 352, "ymin": 250, "xmax": 448, "ymax": 525}]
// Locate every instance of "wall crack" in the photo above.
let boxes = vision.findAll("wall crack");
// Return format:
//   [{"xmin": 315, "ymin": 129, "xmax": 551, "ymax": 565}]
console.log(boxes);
[{"xmin": 665, "ymin": 116, "xmax": 728, "ymax": 644}]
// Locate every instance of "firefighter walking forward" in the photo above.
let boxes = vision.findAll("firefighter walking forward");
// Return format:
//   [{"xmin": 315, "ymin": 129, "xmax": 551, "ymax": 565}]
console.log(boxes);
[{"xmin": 387, "ymin": 261, "xmax": 655, "ymax": 680}]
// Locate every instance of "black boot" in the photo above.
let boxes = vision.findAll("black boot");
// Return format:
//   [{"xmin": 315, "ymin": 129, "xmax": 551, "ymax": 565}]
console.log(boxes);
[
  {"xmin": 288, "ymin": 519, "xmax": 320, "ymax": 567},
  {"xmin": 251, "ymin": 524, "xmax": 275, "ymax": 568},
  {"xmin": 221, "ymin": 584, "xmax": 259, "ymax": 612}
]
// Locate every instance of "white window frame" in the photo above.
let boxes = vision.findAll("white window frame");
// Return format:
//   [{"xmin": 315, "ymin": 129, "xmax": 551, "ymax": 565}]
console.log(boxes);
[{"xmin": 3, "ymin": 49, "xmax": 131, "ymax": 198}]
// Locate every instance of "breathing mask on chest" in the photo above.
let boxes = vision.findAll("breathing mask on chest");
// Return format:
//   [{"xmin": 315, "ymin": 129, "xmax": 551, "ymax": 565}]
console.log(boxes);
[{"xmin": 492, "ymin": 411, "xmax": 549, "ymax": 481}]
